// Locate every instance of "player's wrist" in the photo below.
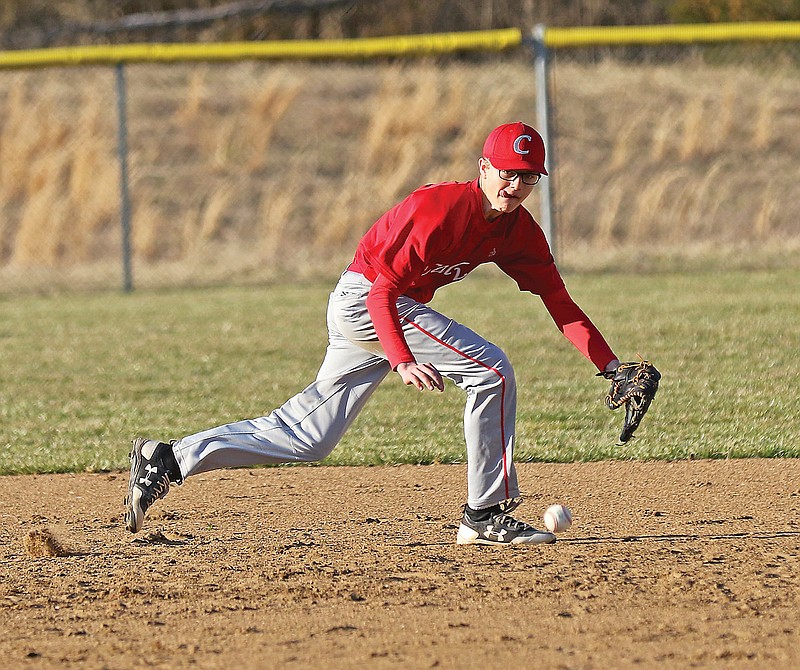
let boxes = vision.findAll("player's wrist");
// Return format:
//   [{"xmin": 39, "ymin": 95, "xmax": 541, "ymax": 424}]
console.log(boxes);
[{"xmin": 597, "ymin": 358, "xmax": 620, "ymax": 380}]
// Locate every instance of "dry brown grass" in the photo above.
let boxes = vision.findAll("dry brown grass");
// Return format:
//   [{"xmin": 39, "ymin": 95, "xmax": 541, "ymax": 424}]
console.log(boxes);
[
  {"xmin": 555, "ymin": 59, "xmax": 799, "ymax": 253},
  {"xmin": 0, "ymin": 57, "xmax": 797, "ymax": 289}
]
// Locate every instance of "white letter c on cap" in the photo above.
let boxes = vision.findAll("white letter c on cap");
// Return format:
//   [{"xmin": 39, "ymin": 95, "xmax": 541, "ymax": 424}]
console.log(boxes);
[{"xmin": 513, "ymin": 134, "xmax": 532, "ymax": 155}]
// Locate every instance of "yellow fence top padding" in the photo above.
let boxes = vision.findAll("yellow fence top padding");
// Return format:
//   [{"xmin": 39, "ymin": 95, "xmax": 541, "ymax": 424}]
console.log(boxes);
[
  {"xmin": 0, "ymin": 28, "xmax": 522, "ymax": 69},
  {"xmin": 543, "ymin": 21, "xmax": 800, "ymax": 48},
  {"xmin": 1, "ymin": 22, "xmax": 798, "ymax": 68}
]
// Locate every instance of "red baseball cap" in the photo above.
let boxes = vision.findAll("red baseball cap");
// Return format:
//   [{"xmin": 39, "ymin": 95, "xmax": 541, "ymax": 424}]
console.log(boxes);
[{"xmin": 482, "ymin": 122, "xmax": 548, "ymax": 175}]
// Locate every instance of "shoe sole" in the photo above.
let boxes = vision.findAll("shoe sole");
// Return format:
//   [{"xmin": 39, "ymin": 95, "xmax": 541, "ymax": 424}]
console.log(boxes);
[
  {"xmin": 124, "ymin": 437, "xmax": 147, "ymax": 533},
  {"xmin": 456, "ymin": 524, "xmax": 556, "ymax": 545}
]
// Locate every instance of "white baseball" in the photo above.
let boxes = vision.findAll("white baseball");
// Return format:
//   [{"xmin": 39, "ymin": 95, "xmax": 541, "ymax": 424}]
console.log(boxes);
[{"xmin": 543, "ymin": 504, "xmax": 573, "ymax": 533}]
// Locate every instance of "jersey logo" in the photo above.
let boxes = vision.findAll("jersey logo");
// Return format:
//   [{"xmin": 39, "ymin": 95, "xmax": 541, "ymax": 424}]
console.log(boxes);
[
  {"xmin": 513, "ymin": 134, "xmax": 532, "ymax": 155},
  {"xmin": 421, "ymin": 262, "xmax": 471, "ymax": 282}
]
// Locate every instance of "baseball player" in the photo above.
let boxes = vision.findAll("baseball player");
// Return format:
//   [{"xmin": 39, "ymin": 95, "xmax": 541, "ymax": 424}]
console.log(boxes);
[{"xmin": 126, "ymin": 121, "xmax": 621, "ymax": 545}]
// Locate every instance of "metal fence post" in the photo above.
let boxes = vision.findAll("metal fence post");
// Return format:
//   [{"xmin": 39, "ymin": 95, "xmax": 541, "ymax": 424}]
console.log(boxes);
[
  {"xmin": 115, "ymin": 62, "xmax": 133, "ymax": 292},
  {"xmin": 532, "ymin": 24, "xmax": 556, "ymax": 261}
]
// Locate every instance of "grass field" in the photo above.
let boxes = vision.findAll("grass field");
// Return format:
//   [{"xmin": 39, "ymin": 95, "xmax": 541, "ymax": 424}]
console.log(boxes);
[{"xmin": 1, "ymin": 265, "xmax": 798, "ymax": 476}]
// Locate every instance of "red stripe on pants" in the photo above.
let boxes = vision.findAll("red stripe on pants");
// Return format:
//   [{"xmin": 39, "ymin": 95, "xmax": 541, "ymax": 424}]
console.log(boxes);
[{"xmin": 401, "ymin": 318, "xmax": 510, "ymax": 501}]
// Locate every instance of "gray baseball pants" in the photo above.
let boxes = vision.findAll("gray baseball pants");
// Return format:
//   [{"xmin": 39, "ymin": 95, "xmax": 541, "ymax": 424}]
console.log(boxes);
[{"xmin": 172, "ymin": 271, "xmax": 519, "ymax": 510}]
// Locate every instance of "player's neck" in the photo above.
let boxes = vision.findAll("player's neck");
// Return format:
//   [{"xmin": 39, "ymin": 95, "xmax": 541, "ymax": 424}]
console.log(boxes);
[{"xmin": 479, "ymin": 179, "xmax": 502, "ymax": 222}]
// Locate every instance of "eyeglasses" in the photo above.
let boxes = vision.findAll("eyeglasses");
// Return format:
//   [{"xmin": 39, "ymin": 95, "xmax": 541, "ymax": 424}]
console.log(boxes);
[{"xmin": 497, "ymin": 169, "xmax": 542, "ymax": 186}]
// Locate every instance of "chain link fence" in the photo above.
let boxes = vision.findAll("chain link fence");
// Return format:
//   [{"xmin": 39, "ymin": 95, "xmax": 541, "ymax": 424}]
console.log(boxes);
[
  {"xmin": 0, "ymin": 29, "xmax": 798, "ymax": 294},
  {"xmin": 544, "ymin": 29, "xmax": 800, "ymax": 270}
]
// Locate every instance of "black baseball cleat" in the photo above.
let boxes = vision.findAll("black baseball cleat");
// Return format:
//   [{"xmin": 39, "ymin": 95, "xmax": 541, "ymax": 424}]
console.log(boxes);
[
  {"xmin": 124, "ymin": 437, "xmax": 182, "ymax": 533},
  {"xmin": 456, "ymin": 504, "xmax": 556, "ymax": 546}
]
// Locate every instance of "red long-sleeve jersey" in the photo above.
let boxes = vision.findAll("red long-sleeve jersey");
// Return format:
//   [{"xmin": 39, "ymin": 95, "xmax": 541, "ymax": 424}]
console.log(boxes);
[{"xmin": 347, "ymin": 178, "xmax": 616, "ymax": 371}]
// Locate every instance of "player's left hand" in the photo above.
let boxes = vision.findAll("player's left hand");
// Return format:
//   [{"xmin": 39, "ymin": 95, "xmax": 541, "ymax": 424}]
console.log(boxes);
[
  {"xmin": 599, "ymin": 360, "xmax": 661, "ymax": 444},
  {"xmin": 396, "ymin": 361, "xmax": 445, "ymax": 392}
]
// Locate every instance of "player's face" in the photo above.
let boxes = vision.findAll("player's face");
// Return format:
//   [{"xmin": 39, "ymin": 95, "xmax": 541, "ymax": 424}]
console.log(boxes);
[{"xmin": 478, "ymin": 158, "xmax": 537, "ymax": 219}]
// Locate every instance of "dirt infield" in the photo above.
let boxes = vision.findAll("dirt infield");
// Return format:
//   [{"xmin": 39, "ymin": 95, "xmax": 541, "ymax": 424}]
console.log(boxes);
[{"xmin": 2, "ymin": 460, "xmax": 799, "ymax": 669}]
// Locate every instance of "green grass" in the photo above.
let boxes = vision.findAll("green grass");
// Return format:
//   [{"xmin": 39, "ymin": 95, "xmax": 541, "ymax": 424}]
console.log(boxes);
[{"xmin": 1, "ymin": 267, "xmax": 798, "ymax": 475}]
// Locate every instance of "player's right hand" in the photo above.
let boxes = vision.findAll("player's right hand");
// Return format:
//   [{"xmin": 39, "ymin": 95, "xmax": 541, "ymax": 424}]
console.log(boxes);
[{"xmin": 396, "ymin": 362, "xmax": 444, "ymax": 392}]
